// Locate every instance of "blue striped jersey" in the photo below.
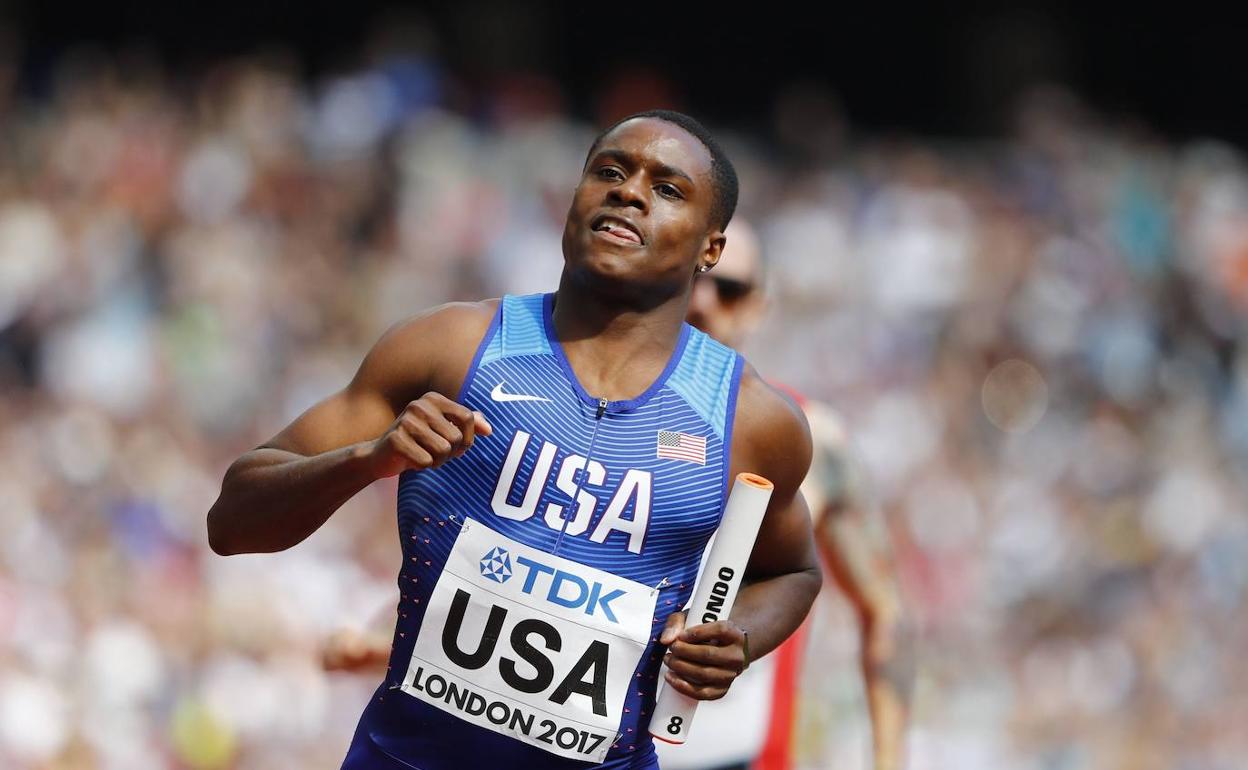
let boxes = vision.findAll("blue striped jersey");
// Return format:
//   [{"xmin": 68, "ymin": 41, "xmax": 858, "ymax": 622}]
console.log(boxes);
[{"xmin": 343, "ymin": 292, "xmax": 744, "ymax": 770}]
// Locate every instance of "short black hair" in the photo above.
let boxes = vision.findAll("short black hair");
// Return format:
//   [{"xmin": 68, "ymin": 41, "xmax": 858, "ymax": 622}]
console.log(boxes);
[{"xmin": 583, "ymin": 109, "xmax": 738, "ymax": 231}]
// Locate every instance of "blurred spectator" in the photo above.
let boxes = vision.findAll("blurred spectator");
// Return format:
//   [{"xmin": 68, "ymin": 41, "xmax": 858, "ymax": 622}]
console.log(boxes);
[{"xmin": 0, "ymin": 40, "xmax": 1246, "ymax": 770}]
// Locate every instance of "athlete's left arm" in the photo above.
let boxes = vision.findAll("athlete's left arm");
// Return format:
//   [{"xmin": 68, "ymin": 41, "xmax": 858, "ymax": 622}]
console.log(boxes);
[{"xmin": 659, "ymin": 367, "xmax": 820, "ymax": 700}]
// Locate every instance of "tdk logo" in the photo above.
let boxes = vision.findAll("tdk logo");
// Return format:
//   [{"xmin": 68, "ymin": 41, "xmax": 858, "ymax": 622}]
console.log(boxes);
[
  {"xmin": 480, "ymin": 547, "xmax": 513, "ymax": 583},
  {"xmin": 514, "ymin": 556, "xmax": 626, "ymax": 624}
]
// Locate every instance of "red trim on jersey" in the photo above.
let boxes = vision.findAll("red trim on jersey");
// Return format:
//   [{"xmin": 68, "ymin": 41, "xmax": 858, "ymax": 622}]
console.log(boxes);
[
  {"xmin": 753, "ymin": 618, "xmax": 809, "ymax": 770},
  {"xmin": 754, "ymin": 381, "xmax": 809, "ymax": 770}
]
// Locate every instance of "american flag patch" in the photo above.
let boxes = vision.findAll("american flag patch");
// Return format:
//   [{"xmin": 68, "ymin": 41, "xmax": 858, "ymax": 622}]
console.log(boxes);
[{"xmin": 656, "ymin": 430, "xmax": 707, "ymax": 465}]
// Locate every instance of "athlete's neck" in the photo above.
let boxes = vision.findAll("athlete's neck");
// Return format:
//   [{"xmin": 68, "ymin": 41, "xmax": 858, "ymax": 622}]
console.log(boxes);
[{"xmin": 551, "ymin": 281, "xmax": 688, "ymax": 402}]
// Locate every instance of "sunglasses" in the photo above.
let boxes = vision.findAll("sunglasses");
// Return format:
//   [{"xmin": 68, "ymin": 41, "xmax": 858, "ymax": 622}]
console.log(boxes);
[{"xmin": 696, "ymin": 273, "xmax": 756, "ymax": 304}]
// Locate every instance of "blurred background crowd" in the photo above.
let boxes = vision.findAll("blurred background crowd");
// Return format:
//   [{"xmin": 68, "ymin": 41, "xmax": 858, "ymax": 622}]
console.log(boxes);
[{"xmin": 1, "ymin": 8, "xmax": 1247, "ymax": 770}]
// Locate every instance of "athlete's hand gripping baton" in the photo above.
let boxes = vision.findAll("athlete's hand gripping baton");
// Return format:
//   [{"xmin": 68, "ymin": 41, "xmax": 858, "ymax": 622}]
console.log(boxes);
[{"xmin": 649, "ymin": 472, "xmax": 774, "ymax": 744}]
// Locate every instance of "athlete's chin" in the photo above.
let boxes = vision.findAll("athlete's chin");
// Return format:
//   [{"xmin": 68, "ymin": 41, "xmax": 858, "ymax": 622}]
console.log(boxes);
[
  {"xmin": 574, "ymin": 248, "xmax": 649, "ymax": 283},
  {"xmin": 566, "ymin": 258, "xmax": 673, "ymax": 306}
]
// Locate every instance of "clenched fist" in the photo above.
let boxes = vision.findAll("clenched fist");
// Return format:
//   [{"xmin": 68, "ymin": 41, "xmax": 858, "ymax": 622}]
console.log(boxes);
[
  {"xmin": 366, "ymin": 392, "xmax": 492, "ymax": 479},
  {"xmin": 658, "ymin": 610, "xmax": 748, "ymax": 701}
]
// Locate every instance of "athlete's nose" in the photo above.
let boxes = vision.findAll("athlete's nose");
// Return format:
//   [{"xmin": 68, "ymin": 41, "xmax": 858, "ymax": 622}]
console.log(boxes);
[{"xmin": 606, "ymin": 171, "xmax": 648, "ymax": 213}]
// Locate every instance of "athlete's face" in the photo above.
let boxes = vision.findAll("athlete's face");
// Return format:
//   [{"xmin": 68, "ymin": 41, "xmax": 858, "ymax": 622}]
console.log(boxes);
[{"xmin": 562, "ymin": 118, "xmax": 724, "ymax": 298}]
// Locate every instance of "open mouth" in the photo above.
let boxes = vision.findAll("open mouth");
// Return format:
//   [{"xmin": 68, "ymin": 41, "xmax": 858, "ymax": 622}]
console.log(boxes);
[{"xmin": 591, "ymin": 215, "xmax": 644, "ymax": 246}]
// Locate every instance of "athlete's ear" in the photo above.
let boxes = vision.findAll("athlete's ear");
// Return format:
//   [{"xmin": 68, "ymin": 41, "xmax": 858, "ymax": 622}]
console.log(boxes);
[{"xmin": 699, "ymin": 229, "xmax": 726, "ymax": 273}]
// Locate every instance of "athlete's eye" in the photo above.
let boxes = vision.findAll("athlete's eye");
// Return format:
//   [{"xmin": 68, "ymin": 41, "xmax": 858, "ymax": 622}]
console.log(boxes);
[
  {"xmin": 656, "ymin": 184, "xmax": 683, "ymax": 200},
  {"xmin": 597, "ymin": 167, "xmax": 624, "ymax": 181}
]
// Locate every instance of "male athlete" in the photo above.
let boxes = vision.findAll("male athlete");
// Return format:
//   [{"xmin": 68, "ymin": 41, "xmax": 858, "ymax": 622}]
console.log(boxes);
[
  {"xmin": 207, "ymin": 110, "xmax": 821, "ymax": 770},
  {"xmin": 660, "ymin": 220, "xmax": 915, "ymax": 770},
  {"xmin": 320, "ymin": 220, "xmax": 917, "ymax": 769}
]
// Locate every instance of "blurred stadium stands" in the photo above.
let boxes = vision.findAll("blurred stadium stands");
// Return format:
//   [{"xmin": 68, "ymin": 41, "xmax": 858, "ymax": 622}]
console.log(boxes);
[{"xmin": 1, "ymin": 10, "xmax": 1246, "ymax": 770}]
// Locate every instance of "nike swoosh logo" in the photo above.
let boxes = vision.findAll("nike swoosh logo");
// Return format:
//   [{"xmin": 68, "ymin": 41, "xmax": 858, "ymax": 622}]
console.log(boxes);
[{"xmin": 490, "ymin": 382, "xmax": 552, "ymax": 403}]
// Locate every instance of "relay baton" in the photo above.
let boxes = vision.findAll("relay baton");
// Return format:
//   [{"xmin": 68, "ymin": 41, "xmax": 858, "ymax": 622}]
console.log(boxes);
[{"xmin": 649, "ymin": 472, "xmax": 775, "ymax": 745}]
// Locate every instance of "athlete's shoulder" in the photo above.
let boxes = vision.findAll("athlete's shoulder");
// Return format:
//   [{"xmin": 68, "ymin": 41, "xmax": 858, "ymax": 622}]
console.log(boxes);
[
  {"xmin": 354, "ymin": 299, "xmax": 501, "ymax": 404},
  {"xmin": 375, "ymin": 299, "xmax": 498, "ymax": 353},
  {"xmin": 384, "ymin": 299, "xmax": 499, "ymax": 340},
  {"xmin": 759, "ymin": 381, "xmax": 848, "ymax": 457},
  {"xmin": 731, "ymin": 362, "xmax": 814, "ymax": 493}
]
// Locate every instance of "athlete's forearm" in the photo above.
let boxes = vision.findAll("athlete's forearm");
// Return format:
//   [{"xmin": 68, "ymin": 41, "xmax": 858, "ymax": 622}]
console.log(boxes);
[
  {"xmin": 861, "ymin": 614, "xmax": 915, "ymax": 770},
  {"xmin": 728, "ymin": 566, "xmax": 821, "ymax": 662},
  {"xmin": 207, "ymin": 444, "xmax": 378, "ymax": 555}
]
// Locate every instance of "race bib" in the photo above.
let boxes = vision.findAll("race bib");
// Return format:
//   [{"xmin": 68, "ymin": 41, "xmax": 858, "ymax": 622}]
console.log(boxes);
[{"xmin": 401, "ymin": 518, "xmax": 658, "ymax": 763}]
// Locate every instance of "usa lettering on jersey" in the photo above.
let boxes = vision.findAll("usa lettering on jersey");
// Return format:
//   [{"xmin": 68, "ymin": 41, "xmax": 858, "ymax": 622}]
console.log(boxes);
[{"xmin": 490, "ymin": 430, "xmax": 654, "ymax": 554}]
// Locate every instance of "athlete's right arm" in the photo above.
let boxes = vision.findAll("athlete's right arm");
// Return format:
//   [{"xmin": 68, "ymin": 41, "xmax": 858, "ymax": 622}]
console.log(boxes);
[{"xmin": 206, "ymin": 301, "xmax": 497, "ymax": 556}]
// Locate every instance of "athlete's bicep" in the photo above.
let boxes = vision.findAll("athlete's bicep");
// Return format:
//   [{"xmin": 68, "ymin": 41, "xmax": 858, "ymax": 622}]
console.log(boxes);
[
  {"xmin": 261, "ymin": 302, "xmax": 495, "ymax": 457},
  {"xmin": 262, "ymin": 383, "xmax": 397, "ymax": 457},
  {"xmin": 744, "ymin": 487, "xmax": 818, "ymax": 579},
  {"xmin": 731, "ymin": 367, "xmax": 819, "ymax": 580}
]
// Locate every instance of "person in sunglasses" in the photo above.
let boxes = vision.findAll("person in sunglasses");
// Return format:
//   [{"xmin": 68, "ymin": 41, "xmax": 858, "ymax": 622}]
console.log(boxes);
[{"xmin": 661, "ymin": 219, "xmax": 915, "ymax": 770}]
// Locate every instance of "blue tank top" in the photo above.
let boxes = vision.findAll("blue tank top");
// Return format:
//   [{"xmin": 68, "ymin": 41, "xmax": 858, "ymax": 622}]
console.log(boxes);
[{"xmin": 345, "ymin": 292, "xmax": 744, "ymax": 769}]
